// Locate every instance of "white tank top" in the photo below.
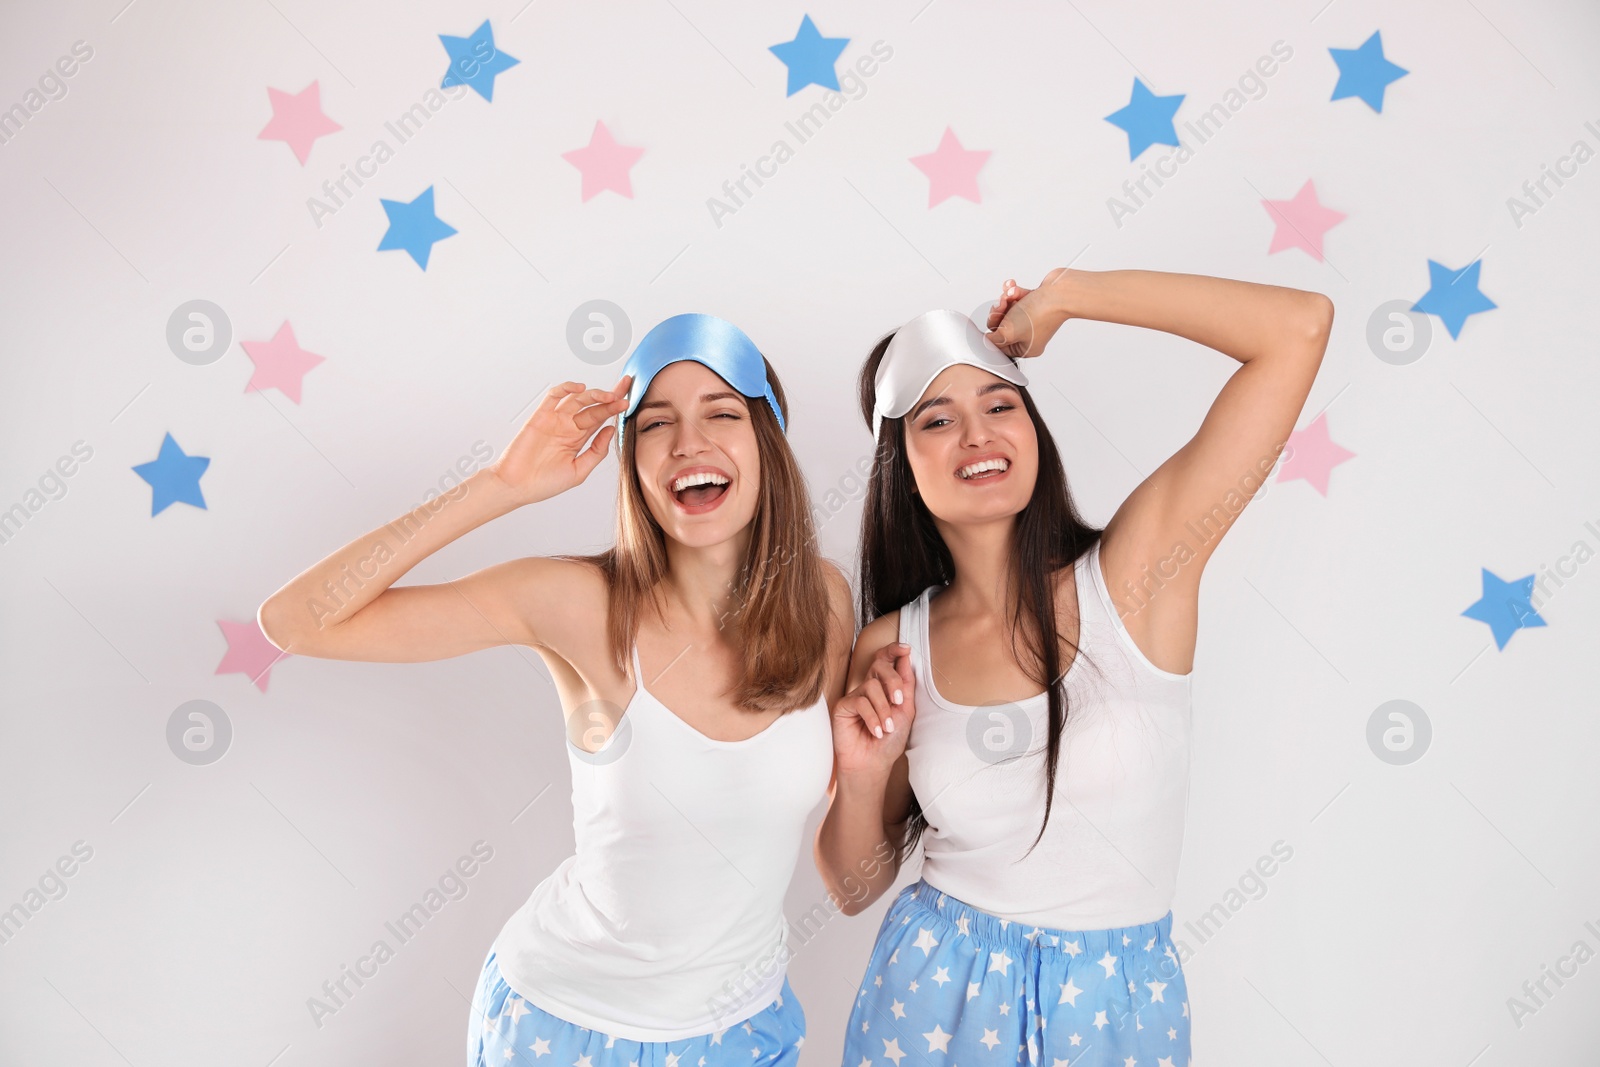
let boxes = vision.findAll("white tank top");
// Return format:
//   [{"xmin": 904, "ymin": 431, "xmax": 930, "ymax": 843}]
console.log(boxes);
[
  {"xmin": 899, "ymin": 538, "xmax": 1192, "ymax": 930},
  {"xmin": 491, "ymin": 644, "xmax": 834, "ymax": 1041}
]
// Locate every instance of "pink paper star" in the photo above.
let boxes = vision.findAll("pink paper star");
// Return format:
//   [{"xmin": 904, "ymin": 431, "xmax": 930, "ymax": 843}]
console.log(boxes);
[
  {"xmin": 241, "ymin": 321, "xmax": 325, "ymax": 404},
  {"xmin": 257, "ymin": 81, "xmax": 342, "ymax": 165},
  {"xmin": 909, "ymin": 127, "xmax": 990, "ymax": 207},
  {"xmin": 1261, "ymin": 179, "xmax": 1346, "ymax": 262},
  {"xmin": 1277, "ymin": 412, "xmax": 1356, "ymax": 496},
  {"xmin": 561, "ymin": 121, "xmax": 645, "ymax": 201},
  {"xmin": 216, "ymin": 618, "xmax": 291, "ymax": 693}
]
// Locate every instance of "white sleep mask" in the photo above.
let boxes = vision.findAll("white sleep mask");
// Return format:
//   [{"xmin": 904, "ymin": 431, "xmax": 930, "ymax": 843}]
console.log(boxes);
[{"xmin": 872, "ymin": 309, "xmax": 1030, "ymax": 440}]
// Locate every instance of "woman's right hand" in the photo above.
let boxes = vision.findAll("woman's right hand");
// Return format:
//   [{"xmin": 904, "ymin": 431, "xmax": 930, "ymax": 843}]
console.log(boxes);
[
  {"xmin": 490, "ymin": 376, "xmax": 632, "ymax": 505},
  {"xmin": 831, "ymin": 641, "xmax": 917, "ymax": 781},
  {"xmin": 987, "ymin": 268, "xmax": 1074, "ymax": 359}
]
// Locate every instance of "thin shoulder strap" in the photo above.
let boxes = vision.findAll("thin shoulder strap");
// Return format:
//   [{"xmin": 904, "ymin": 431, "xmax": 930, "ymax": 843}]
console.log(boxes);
[
  {"xmin": 1081, "ymin": 540, "xmax": 1113, "ymax": 638},
  {"xmin": 897, "ymin": 588, "xmax": 929, "ymax": 655}
]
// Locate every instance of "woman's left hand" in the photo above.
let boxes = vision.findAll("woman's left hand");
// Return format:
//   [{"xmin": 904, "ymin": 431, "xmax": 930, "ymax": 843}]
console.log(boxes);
[{"xmin": 987, "ymin": 267, "xmax": 1072, "ymax": 359}]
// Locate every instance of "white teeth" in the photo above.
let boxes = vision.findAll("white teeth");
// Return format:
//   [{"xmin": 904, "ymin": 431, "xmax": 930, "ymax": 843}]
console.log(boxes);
[
  {"xmin": 672, "ymin": 471, "xmax": 731, "ymax": 492},
  {"xmin": 958, "ymin": 458, "xmax": 1010, "ymax": 480}
]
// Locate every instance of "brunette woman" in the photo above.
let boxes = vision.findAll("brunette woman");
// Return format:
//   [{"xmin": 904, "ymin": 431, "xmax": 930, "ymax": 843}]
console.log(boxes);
[{"xmin": 815, "ymin": 271, "xmax": 1333, "ymax": 1065}]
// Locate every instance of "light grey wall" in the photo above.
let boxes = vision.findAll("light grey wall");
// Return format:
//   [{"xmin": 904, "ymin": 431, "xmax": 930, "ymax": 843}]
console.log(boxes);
[{"xmin": 2, "ymin": 0, "xmax": 1598, "ymax": 1065}]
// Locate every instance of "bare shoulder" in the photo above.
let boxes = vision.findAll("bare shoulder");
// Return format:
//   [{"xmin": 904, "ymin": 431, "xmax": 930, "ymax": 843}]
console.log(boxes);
[
  {"xmin": 819, "ymin": 559, "xmax": 857, "ymax": 642},
  {"xmin": 857, "ymin": 607, "xmax": 901, "ymax": 646},
  {"xmin": 851, "ymin": 608, "xmax": 903, "ymax": 674},
  {"xmin": 502, "ymin": 554, "xmax": 609, "ymax": 595},
  {"xmin": 812, "ymin": 560, "xmax": 859, "ymax": 701},
  {"xmin": 494, "ymin": 554, "xmax": 607, "ymax": 605},
  {"xmin": 1096, "ymin": 526, "xmax": 1200, "ymax": 676},
  {"xmin": 491, "ymin": 555, "xmax": 611, "ymax": 648}
]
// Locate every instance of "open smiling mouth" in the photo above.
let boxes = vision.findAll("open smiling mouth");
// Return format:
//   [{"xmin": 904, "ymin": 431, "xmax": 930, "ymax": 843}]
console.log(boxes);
[
  {"xmin": 671, "ymin": 471, "xmax": 731, "ymax": 509},
  {"xmin": 957, "ymin": 458, "xmax": 1010, "ymax": 481}
]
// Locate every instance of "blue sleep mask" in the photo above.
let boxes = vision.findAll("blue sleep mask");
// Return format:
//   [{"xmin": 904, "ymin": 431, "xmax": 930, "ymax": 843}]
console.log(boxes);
[{"xmin": 617, "ymin": 314, "xmax": 785, "ymax": 438}]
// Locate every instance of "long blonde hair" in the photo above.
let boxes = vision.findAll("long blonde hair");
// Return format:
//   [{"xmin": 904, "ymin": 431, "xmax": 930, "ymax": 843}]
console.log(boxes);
[{"xmin": 570, "ymin": 359, "xmax": 832, "ymax": 712}]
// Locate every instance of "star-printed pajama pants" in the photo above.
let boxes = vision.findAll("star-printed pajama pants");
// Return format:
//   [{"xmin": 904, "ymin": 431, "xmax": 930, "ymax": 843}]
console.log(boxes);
[
  {"xmin": 842, "ymin": 879, "xmax": 1191, "ymax": 1067},
  {"xmin": 468, "ymin": 947, "xmax": 807, "ymax": 1067}
]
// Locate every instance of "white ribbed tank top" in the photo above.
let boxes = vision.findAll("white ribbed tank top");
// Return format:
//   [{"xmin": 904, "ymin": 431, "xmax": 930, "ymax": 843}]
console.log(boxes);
[
  {"xmin": 491, "ymin": 644, "xmax": 833, "ymax": 1041},
  {"xmin": 899, "ymin": 538, "xmax": 1193, "ymax": 930}
]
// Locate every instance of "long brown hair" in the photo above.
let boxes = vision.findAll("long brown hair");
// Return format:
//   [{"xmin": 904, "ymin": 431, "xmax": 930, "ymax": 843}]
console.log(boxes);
[
  {"xmin": 570, "ymin": 358, "xmax": 832, "ymax": 712},
  {"xmin": 857, "ymin": 332, "xmax": 1102, "ymax": 860}
]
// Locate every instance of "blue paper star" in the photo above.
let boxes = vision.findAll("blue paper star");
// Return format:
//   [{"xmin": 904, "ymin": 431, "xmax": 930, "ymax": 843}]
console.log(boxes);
[
  {"xmin": 1329, "ymin": 31, "xmax": 1408, "ymax": 112},
  {"xmin": 378, "ymin": 186, "xmax": 457, "ymax": 270},
  {"xmin": 133, "ymin": 432, "xmax": 209, "ymax": 516},
  {"xmin": 1411, "ymin": 259, "xmax": 1496, "ymax": 339},
  {"xmin": 440, "ymin": 19, "xmax": 520, "ymax": 102},
  {"xmin": 1104, "ymin": 78, "xmax": 1185, "ymax": 161},
  {"xmin": 1462, "ymin": 568, "xmax": 1545, "ymax": 650},
  {"xmin": 768, "ymin": 15, "xmax": 849, "ymax": 96}
]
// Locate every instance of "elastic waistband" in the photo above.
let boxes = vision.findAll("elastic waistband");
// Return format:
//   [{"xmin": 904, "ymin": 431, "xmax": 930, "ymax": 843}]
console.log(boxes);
[{"xmin": 902, "ymin": 878, "xmax": 1174, "ymax": 960}]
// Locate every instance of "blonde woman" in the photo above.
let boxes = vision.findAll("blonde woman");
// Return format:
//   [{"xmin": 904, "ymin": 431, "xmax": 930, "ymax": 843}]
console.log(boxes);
[{"xmin": 260, "ymin": 314, "xmax": 853, "ymax": 1067}]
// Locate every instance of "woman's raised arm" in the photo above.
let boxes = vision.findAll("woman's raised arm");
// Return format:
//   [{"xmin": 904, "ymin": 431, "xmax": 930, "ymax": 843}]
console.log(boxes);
[
  {"xmin": 257, "ymin": 378, "xmax": 629, "ymax": 663},
  {"xmin": 988, "ymin": 268, "xmax": 1333, "ymax": 582}
]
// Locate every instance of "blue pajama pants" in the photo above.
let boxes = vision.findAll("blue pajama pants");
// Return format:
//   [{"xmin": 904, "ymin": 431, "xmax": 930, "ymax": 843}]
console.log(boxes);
[
  {"xmin": 842, "ymin": 879, "xmax": 1191, "ymax": 1067},
  {"xmin": 468, "ymin": 948, "xmax": 806, "ymax": 1067}
]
